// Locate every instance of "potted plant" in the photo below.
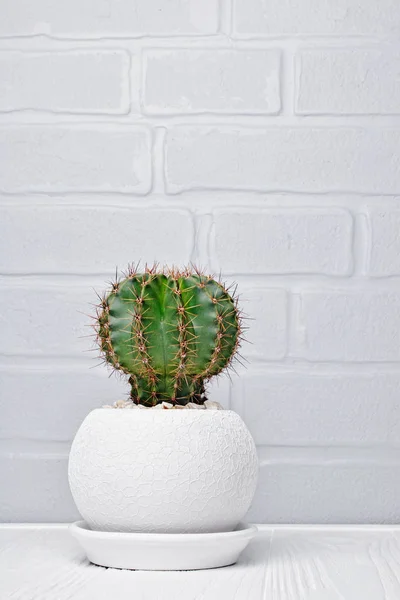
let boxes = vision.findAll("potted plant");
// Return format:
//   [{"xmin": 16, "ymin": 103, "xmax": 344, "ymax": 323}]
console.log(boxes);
[{"xmin": 68, "ymin": 265, "xmax": 258, "ymax": 570}]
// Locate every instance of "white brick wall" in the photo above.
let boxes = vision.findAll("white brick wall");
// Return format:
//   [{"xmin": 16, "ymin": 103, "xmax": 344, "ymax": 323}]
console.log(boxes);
[
  {"xmin": 248, "ymin": 460, "xmax": 400, "ymax": 524},
  {"xmin": 0, "ymin": 206, "xmax": 194, "ymax": 273},
  {"xmin": 0, "ymin": 369, "xmax": 128, "ymax": 441},
  {"xmin": 295, "ymin": 48, "xmax": 400, "ymax": 115},
  {"xmin": 143, "ymin": 49, "xmax": 281, "ymax": 114},
  {"xmin": 0, "ymin": 126, "xmax": 152, "ymax": 193},
  {"xmin": 1, "ymin": 0, "xmax": 400, "ymax": 525},
  {"xmin": 0, "ymin": 0, "xmax": 219, "ymax": 38},
  {"xmin": 239, "ymin": 287, "xmax": 288, "ymax": 360},
  {"xmin": 299, "ymin": 291, "xmax": 400, "ymax": 362},
  {"xmin": 0, "ymin": 50, "xmax": 130, "ymax": 114},
  {"xmin": 232, "ymin": 371, "xmax": 400, "ymax": 445},
  {"xmin": 232, "ymin": 0, "xmax": 400, "ymax": 37},
  {"xmin": 212, "ymin": 208, "xmax": 353, "ymax": 274},
  {"xmin": 366, "ymin": 208, "xmax": 400, "ymax": 276},
  {"xmin": 1, "ymin": 285, "xmax": 92, "ymax": 356},
  {"xmin": 165, "ymin": 126, "xmax": 400, "ymax": 193}
]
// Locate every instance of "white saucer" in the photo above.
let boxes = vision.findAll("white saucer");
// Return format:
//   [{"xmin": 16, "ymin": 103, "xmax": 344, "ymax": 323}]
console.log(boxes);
[{"xmin": 70, "ymin": 521, "xmax": 257, "ymax": 571}]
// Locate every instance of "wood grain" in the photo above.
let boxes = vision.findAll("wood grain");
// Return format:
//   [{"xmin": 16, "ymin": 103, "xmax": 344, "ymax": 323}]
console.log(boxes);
[{"xmin": 1, "ymin": 526, "xmax": 400, "ymax": 599}]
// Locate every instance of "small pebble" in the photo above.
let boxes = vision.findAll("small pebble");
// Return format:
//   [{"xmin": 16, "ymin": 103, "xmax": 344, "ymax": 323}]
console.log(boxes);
[
  {"xmin": 103, "ymin": 399, "xmax": 224, "ymax": 410},
  {"xmin": 204, "ymin": 400, "xmax": 224, "ymax": 410}
]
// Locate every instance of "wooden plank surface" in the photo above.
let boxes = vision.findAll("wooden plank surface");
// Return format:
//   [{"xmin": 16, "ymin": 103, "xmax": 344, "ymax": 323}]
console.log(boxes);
[{"xmin": 1, "ymin": 525, "xmax": 400, "ymax": 599}]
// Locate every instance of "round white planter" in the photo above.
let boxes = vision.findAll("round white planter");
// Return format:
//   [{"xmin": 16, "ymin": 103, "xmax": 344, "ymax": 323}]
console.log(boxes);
[{"xmin": 68, "ymin": 408, "xmax": 258, "ymax": 534}]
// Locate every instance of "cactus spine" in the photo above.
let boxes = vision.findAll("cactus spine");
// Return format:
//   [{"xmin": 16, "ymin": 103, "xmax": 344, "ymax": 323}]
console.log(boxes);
[{"xmin": 95, "ymin": 265, "xmax": 243, "ymax": 406}]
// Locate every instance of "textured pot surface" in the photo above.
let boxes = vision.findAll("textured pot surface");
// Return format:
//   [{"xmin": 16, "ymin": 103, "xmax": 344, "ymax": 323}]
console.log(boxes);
[{"xmin": 68, "ymin": 408, "xmax": 258, "ymax": 533}]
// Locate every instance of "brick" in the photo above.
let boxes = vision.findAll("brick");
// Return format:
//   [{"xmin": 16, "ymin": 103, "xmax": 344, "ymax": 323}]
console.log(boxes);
[
  {"xmin": 366, "ymin": 208, "xmax": 400, "ymax": 276},
  {"xmin": 238, "ymin": 287, "xmax": 288, "ymax": 360},
  {"xmin": 249, "ymin": 461, "xmax": 400, "ymax": 524},
  {"xmin": 0, "ymin": 454, "xmax": 78, "ymax": 522},
  {"xmin": 0, "ymin": 285, "xmax": 96, "ymax": 357},
  {"xmin": 0, "ymin": 206, "xmax": 193, "ymax": 274},
  {"xmin": 213, "ymin": 208, "xmax": 352, "ymax": 275},
  {"xmin": 299, "ymin": 291, "xmax": 400, "ymax": 361},
  {"xmin": 0, "ymin": 126, "xmax": 151, "ymax": 193},
  {"xmin": 0, "ymin": 369, "xmax": 128, "ymax": 441},
  {"xmin": 296, "ymin": 48, "xmax": 400, "ymax": 115},
  {"xmin": 143, "ymin": 49, "xmax": 281, "ymax": 115},
  {"xmin": 233, "ymin": 371, "xmax": 400, "ymax": 445},
  {"xmin": 0, "ymin": 0, "xmax": 218, "ymax": 38},
  {"xmin": 233, "ymin": 0, "xmax": 400, "ymax": 37},
  {"xmin": 164, "ymin": 127, "xmax": 400, "ymax": 194},
  {"xmin": 0, "ymin": 50, "xmax": 130, "ymax": 114}
]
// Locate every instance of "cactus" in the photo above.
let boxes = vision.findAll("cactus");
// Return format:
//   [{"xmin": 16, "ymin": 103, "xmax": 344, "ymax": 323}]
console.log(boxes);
[{"xmin": 95, "ymin": 265, "xmax": 243, "ymax": 407}]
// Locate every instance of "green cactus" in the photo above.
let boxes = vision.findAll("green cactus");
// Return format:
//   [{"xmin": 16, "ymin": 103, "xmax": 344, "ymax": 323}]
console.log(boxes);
[{"xmin": 95, "ymin": 265, "xmax": 243, "ymax": 406}]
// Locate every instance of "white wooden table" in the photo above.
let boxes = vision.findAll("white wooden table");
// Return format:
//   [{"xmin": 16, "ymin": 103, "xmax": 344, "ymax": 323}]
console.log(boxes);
[{"xmin": 1, "ymin": 525, "xmax": 400, "ymax": 599}]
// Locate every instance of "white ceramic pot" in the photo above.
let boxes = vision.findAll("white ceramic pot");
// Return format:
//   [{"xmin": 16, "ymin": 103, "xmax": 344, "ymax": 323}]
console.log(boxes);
[{"xmin": 68, "ymin": 408, "xmax": 258, "ymax": 534}]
